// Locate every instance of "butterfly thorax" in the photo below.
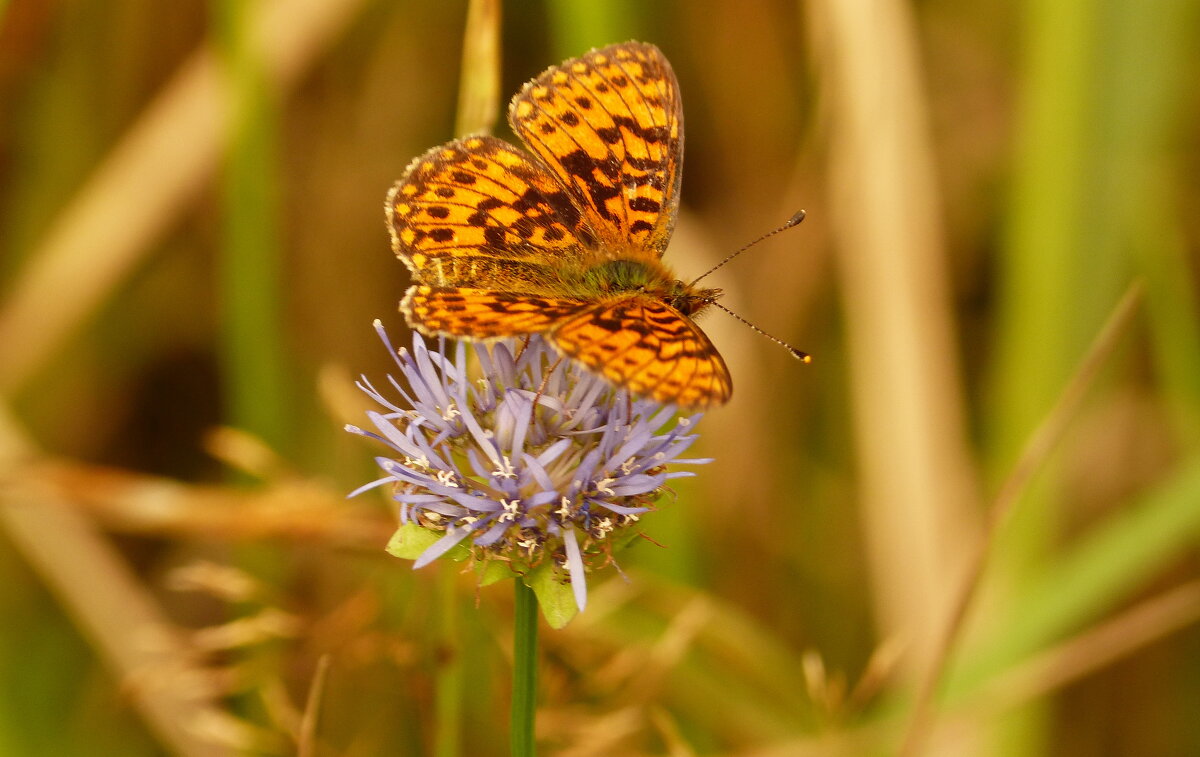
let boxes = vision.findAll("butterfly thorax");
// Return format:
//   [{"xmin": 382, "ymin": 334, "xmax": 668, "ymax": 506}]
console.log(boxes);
[{"xmin": 577, "ymin": 259, "xmax": 720, "ymax": 316}]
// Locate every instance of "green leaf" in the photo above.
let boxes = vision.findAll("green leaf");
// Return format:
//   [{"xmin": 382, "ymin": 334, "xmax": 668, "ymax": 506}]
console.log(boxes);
[
  {"xmin": 528, "ymin": 563, "xmax": 578, "ymax": 629},
  {"xmin": 385, "ymin": 522, "xmax": 446, "ymax": 560},
  {"xmin": 477, "ymin": 559, "xmax": 517, "ymax": 586}
]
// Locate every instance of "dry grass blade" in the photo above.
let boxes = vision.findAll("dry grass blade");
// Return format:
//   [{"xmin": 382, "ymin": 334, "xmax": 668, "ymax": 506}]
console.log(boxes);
[
  {"xmin": 298, "ymin": 654, "xmax": 332, "ymax": 757},
  {"xmin": 455, "ymin": 0, "xmax": 502, "ymax": 137},
  {"xmin": 0, "ymin": 0, "xmax": 367, "ymax": 396},
  {"xmin": 1, "ymin": 402, "xmax": 233, "ymax": 753},
  {"xmin": 899, "ymin": 282, "xmax": 1146, "ymax": 756},
  {"xmin": 648, "ymin": 706, "xmax": 698, "ymax": 757},
  {"xmin": 0, "ymin": 9, "xmax": 372, "ymax": 749},
  {"xmin": 593, "ymin": 597, "xmax": 712, "ymax": 696},
  {"xmin": 807, "ymin": 0, "xmax": 981, "ymax": 677},
  {"xmin": 14, "ymin": 459, "xmax": 390, "ymax": 544},
  {"xmin": 0, "ymin": 487, "xmax": 231, "ymax": 756},
  {"xmin": 978, "ymin": 579, "xmax": 1200, "ymax": 711}
]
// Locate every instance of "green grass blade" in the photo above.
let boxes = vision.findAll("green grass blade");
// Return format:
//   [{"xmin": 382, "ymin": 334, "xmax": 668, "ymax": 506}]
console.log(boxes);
[
  {"xmin": 544, "ymin": 0, "xmax": 645, "ymax": 59},
  {"xmin": 954, "ymin": 456, "xmax": 1200, "ymax": 695},
  {"xmin": 214, "ymin": 0, "xmax": 291, "ymax": 451}
]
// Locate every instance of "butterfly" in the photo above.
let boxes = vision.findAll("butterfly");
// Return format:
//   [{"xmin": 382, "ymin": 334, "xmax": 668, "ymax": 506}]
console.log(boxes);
[{"xmin": 386, "ymin": 41, "xmax": 731, "ymax": 409}]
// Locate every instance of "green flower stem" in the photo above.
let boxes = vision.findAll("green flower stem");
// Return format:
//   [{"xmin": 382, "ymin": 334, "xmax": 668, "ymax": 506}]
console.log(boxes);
[
  {"xmin": 510, "ymin": 580, "xmax": 539, "ymax": 757},
  {"xmin": 433, "ymin": 570, "xmax": 463, "ymax": 757}
]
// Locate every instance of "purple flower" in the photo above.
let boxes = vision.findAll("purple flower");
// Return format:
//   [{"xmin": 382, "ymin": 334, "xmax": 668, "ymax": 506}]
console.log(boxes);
[{"xmin": 347, "ymin": 322, "xmax": 711, "ymax": 620}]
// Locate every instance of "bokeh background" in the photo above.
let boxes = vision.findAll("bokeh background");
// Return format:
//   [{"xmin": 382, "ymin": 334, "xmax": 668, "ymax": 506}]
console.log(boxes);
[{"xmin": 2, "ymin": 0, "xmax": 1198, "ymax": 754}]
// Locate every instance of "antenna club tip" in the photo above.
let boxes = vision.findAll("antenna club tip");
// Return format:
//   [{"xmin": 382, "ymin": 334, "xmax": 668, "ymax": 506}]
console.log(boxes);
[
  {"xmin": 787, "ymin": 209, "xmax": 807, "ymax": 227},
  {"xmin": 792, "ymin": 350, "xmax": 813, "ymax": 363}
]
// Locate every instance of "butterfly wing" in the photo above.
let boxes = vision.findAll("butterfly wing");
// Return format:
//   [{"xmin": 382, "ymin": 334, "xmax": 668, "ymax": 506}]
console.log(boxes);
[
  {"xmin": 389, "ymin": 45, "xmax": 733, "ymax": 409},
  {"xmin": 402, "ymin": 286, "xmax": 591, "ymax": 339},
  {"xmin": 387, "ymin": 135, "xmax": 596, "ymax": 293},
  {"xmin": 549, "ymin": 296, "xmax": 731, "ymax": 409},
  {"xmin": 509, "ymin": 41, "xmax": 683, "ymax": 259}
]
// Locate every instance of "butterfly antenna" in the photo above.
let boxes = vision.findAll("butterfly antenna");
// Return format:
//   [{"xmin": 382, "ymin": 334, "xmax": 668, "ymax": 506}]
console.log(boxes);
[
  {"xmin": 689, "ymin": 209, "xmax": 806, "ymax": 287},
  {"xmin": 709, "ymin": 300, "xmax": 812, "ymax": 363}
]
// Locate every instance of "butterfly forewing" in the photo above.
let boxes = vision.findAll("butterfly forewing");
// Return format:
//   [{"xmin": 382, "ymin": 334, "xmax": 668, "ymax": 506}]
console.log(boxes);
[
  {"xmin": 388, "ymin": 135, "xmax": 593, "ymax": 289},
  {"xmin": 509, "ymin": 42, "xmax": 683, "ymax": 258}
]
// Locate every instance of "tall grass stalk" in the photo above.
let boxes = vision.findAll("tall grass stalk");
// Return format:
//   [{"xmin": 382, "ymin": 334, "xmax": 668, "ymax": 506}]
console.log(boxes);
[
  {"xmin": 214, "ymin": 0, "xmax": 290, "ymax": 451},
  {"xmin": 987, "ymin": 0, "xmax": 1099, "ymax": 750},
  {"xmin": 988, "ymin": 0, "xmax": 1197, "ymax": 751},
  {"xmin": 901, "ymin": 285, "xmax": 1142, "ymax": 755},
  {"xmin": 544, "ymin": 0, "xmax": 644, "ymax": 60},
  {"xmin": 430, "ymin": 4, "xmax": 502, "ymax": 753}
]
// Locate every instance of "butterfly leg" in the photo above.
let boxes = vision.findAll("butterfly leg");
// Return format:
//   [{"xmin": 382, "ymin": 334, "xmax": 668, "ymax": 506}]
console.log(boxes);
[
  {"xmin": 532, "ymin": 353, "xmax": 567, "ymax": 417},
  {"xmin": 513, "ymin": 334, "xmax": 534, "ymax": 361}
]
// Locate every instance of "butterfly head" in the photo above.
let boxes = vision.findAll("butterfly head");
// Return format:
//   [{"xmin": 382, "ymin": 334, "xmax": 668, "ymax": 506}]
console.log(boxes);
[{"xmin": 667, "ymin": 280, "xmax": 722, "ymax": 317}]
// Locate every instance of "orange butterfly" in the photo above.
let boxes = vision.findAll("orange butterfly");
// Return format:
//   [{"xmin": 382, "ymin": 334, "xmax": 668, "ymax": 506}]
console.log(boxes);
[{"xmin": 387, "ymin": 42, "xmax": 731, "ymax": 409}]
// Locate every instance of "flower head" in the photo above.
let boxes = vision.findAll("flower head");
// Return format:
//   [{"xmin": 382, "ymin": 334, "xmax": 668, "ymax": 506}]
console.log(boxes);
[{"xmin": 347, "ymin": 322, "xmax": 710, "ymax": 621}]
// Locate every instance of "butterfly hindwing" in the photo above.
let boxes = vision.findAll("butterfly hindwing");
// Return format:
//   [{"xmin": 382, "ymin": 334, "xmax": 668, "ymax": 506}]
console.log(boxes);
[
  {"xmin": 549, "ymin": 296, "xmax": 731, "ymax": 408},
  {"xmin": 403, "ymin": 286, "xmax": 591, "ymax": 339}
]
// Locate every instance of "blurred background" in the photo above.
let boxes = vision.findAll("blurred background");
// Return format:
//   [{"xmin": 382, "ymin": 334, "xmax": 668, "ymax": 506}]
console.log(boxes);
[{"xmin": 1, "ymin": 0, "xmax": 1198, "ymax": 754}]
